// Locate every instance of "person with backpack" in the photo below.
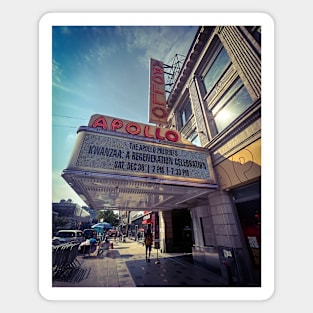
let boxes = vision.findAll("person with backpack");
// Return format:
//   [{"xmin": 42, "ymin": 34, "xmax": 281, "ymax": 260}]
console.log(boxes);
[{"xmin": 144, "ymin": 226, "xmax": 153, "ymax": 262}]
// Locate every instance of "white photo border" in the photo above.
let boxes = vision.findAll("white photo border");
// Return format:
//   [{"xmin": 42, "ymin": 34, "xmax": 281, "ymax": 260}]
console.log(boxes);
[{"xmin": 39, "ymin": 12, "xmax": 275, "ymax": 301}]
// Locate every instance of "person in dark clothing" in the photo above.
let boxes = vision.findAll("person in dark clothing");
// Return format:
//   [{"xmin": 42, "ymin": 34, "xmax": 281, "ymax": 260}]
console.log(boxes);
[{"xmin": 144, "ymin": 227, "xmax": 153, "ymax": 262}]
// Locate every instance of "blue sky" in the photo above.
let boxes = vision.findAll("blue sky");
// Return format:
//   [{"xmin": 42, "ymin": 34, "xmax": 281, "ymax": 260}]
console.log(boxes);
[{"xmin": 52, "ymin": 26, "xmax": 199, "ymax": 207}]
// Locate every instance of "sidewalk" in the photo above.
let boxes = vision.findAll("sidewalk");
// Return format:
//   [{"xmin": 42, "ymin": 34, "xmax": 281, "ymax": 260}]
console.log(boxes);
[{"xmin": 52, "ymin": 238, "xmax": 227, "ymax": 287}]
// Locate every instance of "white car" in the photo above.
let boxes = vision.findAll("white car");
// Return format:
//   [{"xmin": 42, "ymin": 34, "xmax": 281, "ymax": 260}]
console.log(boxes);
[{"xmin": 52, "ymin": 229, "xmax": 84, "ymax": 245}]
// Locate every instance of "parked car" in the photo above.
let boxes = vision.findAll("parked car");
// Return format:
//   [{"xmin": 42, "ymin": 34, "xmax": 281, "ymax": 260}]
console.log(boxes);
[
  {"xmin": 82, "ymin": 228, "xmax": 97, "ymax": 240},
  {"xmin": 52, "ymin": 229, "xmax": 84, "ymax": 245}
]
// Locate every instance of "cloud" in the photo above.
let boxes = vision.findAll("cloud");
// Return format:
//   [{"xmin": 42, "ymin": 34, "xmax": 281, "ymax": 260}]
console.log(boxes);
[
  {"xmin": 52, "ymin": 59, "xmax": 62, "ymax": 84},
  {"xmin": 60, "ymin": 26, "xmax": 71, "ymax": 35},
  {"xmin": 84, "ymin": 44, "xmax": 116, "ymax": 66},
  {"xmin": 115, "ymin": 26, "xmax": 197, "ymax": 68},
  {"xmin": 65, "ymin": 132, "xmax": 76, "ymax": 147},
  {"xmin": 53, "ymin": 58, "xmax": 85, "ymax": 98},
  {"xmin": 52, "ymin": 59, "xmax": 87, "ymax": 99},
  {"xmin": 52, "ymin": 170, "xmax": 86, "ymax": 205}
]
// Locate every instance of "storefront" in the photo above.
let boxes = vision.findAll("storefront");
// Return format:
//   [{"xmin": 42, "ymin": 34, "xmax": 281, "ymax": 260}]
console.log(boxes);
[{"xmin": 164, "ymin": 26, "xmax": 262, "ymax": 285}]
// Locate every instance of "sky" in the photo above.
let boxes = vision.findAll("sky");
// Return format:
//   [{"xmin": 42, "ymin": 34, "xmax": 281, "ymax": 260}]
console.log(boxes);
[{"xmin": 52, "ymin": 25, "xmax": 199, "ymax": 207}]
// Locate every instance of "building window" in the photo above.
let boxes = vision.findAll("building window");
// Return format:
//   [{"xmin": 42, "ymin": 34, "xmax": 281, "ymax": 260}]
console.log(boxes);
[
  {"xmin": 201, "ymin": 39, "xmax": 254, "ymax": 134},
  {"xmin": 188, "ymin": 129, "xmax": 201, "ymax": 147},
  {"xmin": 212, "ymin": 77, "xmax": 253, "ymax": 133},
  {"xmin": 180, "ymin": 99, "xmax": 193, "ymax": 127},
  {"xmin": 245, "ymin": 26, "xmax": 261, "ymax": 45},
  {"xmin": 203, "ymin": 46, "xmax": 231, "ymax": 95}
]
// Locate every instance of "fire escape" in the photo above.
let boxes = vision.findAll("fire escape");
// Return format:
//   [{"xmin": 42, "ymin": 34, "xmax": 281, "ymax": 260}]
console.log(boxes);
[{"xmin": 163, "ymin": 54, "xmax": 185, "ymax": 98}]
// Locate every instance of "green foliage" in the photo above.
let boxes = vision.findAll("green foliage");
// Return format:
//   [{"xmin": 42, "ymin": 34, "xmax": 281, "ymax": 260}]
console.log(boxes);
[
  {"xmin": 79, "ymin": 221, "xmax": 92, "ymax": 230},
  {"xmin": 52, "ymin": 217, "xmax": 71, "ymax": 235},
  {"xmin": 54, "ymin": 217, "xmax": 69, "ymax": 228},
  {"xmin": 97, "ymin": 210, "xmax": 119, "ymax": 226}
]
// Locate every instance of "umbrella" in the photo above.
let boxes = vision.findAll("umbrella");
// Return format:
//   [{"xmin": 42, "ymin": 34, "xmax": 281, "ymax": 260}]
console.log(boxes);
[{"xmin": 91, "ymin": 222, "xmax": 113, "ymax": 229}]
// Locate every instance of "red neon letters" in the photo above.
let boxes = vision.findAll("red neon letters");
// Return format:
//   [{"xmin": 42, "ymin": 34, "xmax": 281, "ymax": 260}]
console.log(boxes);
[{"xmin": 91, "ymin": 116, "xmax": 179, "ymax": 143}]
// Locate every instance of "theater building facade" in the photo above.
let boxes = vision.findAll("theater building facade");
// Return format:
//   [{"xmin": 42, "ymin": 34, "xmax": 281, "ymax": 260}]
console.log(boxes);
[
  {"xmin": 62, "ymin": 26, "xmax": 261, "ymax": 286},
  {"xmin": 164, "ymin": 26, "xmax": 261, "ymax": 285}
]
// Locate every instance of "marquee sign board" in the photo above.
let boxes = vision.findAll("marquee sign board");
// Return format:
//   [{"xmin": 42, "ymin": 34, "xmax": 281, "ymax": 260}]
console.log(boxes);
[{"xmin": 66, "ymin": 128, "xmax": 214, "ymax": 185}]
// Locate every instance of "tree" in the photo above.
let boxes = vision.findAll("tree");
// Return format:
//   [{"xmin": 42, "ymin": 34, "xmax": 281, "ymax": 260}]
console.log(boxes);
[
  {"xmin": 97, "ymin": 210, "xmax": 119, "ymax": 226},
  {"xmin": 53, "ymin": 217, "xmax": 71, "ymax": 235},
  {"xmin": 79, "ymin": 221, "xmax": 92, "ymax": 230}
]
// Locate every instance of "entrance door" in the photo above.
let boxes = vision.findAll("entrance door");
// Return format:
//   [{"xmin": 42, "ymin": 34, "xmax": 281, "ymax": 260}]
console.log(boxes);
[{"xmin": 171, "ymin": 209, "xmax": 193, "ymax": 253}]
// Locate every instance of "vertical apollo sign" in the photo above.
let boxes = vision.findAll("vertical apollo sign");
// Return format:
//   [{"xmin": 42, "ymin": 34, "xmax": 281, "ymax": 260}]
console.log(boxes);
[{"xmin": 149, "ymin": 58, "xmax": 168, "ymax": 125}]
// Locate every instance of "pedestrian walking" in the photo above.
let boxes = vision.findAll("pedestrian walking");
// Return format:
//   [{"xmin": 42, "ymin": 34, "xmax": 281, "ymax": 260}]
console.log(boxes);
[{"xmin": 144, "ymin": 226, "xmax": 153, "ymax": 262}]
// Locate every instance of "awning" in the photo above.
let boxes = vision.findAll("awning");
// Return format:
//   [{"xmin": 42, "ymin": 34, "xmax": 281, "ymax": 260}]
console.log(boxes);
[{"xmin": 62, "ymin": 170, "xmax": 217, "ymax": 211}]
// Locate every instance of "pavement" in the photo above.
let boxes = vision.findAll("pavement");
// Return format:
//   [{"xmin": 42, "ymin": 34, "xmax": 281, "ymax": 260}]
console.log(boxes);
[{"xmin": 52, "ymin": 238, "xmax": 228, "ymax": 288}]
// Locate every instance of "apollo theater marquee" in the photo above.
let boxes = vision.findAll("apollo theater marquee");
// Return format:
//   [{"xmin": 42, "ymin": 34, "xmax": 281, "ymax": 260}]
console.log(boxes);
[{"xmin": 62, "ymin": 59, "xmax": 218, "ymax": 212}]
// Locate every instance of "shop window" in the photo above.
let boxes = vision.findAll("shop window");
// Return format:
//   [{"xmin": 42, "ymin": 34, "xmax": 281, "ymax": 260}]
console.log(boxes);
[
  {"xmin": 236, "ymin": 199, "xmax": 261, "ymax": 269},
  {"xmin": 212, "ymin": 77, "xmax": 253, "ymax": 133},
  {"xmin": 232, "ymin": 181, "xmax": 261, "ymax": 201},
  {"xmin": 232, "ymin": 181, "xmax": 261, "ymax": 270}
]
